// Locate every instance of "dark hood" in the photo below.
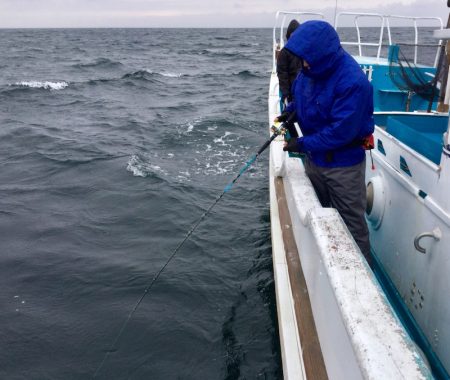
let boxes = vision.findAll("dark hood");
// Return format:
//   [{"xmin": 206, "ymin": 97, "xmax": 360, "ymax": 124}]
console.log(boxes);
[
  {"xmin": 286, "ymin": 19, "xmax": 300, "ymax": 40},
  {"xmin": 285, "ymin": 20, "xmax": 343, "ymax": 78}
]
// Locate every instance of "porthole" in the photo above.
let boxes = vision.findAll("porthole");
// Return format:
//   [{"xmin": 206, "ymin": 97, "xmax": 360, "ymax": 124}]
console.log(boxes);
[{"xmin": 366, "ymin": 175, "xmax": 386, "ymax": 229}]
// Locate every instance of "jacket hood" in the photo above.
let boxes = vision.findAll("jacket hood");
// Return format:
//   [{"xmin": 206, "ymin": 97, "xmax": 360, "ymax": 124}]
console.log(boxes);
[
  {"xmin": 285, "ymin": 20, "xmax": 343, "ymax": 78},
  {"xmin": 286, "ymin": 19, "xmax": 300, "ymax": 40}
]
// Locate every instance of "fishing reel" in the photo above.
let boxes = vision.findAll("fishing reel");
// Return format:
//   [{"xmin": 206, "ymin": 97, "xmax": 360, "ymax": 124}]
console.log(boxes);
[{"xmin": 271, "ymin": 123, "xmax": 287, "ymax": 137}]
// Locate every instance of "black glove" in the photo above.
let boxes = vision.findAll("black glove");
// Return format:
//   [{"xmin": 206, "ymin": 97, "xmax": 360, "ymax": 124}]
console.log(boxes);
[
  {"xmin": 275, "ymin": 111, "xmax": 290, "ymax": 123},
  {"xmin": 285, "ymin": 122, "xmax": 298, "ymax": 138},
  {"xmin": 283, "ymin": 137, "xmax": 304, "ymax": 153}
]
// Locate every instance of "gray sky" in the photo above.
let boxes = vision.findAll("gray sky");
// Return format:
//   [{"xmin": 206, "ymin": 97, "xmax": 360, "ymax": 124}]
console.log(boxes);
[{"xmin": 0, "ymin": 0, "xmax": 448, "ymax": 28}]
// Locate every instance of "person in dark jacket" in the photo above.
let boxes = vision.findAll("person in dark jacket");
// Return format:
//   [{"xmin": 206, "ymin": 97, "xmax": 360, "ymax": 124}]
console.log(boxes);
[
  {"xmin": 277, "ymin": 19, "xmax": 303, "ymax": 106},
  {"xmin": 279, "ymin": 20, "xmax": 375, "ymax": 265}
]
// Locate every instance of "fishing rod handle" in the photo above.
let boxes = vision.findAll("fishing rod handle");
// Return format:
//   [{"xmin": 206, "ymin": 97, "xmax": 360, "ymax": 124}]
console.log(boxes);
[{"xmin": 257, "ymin": 133, "xmax": 278, "ymax": 155}]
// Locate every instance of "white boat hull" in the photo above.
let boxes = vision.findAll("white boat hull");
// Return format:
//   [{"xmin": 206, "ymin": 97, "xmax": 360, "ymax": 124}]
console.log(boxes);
[
  {"xmin": 268, "ymin": 71, "xmax": 433, "ymax": 379},
  {"xmin": 367, "ymin": 123, "xmax": 450, "ymax": 375}
]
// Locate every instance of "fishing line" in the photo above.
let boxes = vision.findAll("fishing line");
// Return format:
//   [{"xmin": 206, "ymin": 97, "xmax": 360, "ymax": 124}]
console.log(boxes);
[{"xmin": 92, "ymin": 121, "xmax": 289, "ymax": 378}]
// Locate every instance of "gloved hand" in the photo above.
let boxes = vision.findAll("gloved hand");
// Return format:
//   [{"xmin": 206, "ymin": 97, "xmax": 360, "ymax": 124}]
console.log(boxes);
[
  {"xmin": 274, "ymin": 111, "xmax": 290, "ymax": 123},
  {"xmin": 283, "ymin": 137, "xmax": 304, "ymax": 153},
  {"xmin": 281, "ymin": 95, "xmax": 292, "ymax": 105}
]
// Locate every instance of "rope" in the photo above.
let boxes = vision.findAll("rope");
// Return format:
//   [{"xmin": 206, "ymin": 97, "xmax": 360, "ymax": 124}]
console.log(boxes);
[{"xmin": 389, "ymin": 44, "xmax": 442, "ymax": 100}]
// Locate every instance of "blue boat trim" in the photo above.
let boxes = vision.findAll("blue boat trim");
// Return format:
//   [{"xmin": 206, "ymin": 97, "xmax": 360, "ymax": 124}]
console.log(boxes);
[
  {"xmin": 400, "ymin": 156, "xmax": 412, "ymax": 176},
  {"xmin": 372, "ymin": 250, "xmax": 450, "ymax": 380},
  {"xmin": 418, "ymin": 190, "xmax": 428, "ymax": 199},
  {"xmin": 377, "ymin": 139, "xmax": 386, "ymax": 155}
]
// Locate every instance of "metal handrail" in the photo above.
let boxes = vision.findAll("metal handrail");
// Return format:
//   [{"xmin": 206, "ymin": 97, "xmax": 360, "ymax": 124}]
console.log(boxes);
[
  {"xmin": 336, "ymin": 12, "xmax": 386, "ymax": 62},
  {"xmin": 272, "ymin": 11, "xmax": 325, "ymax": 71},
  {"xmin": 272, "ymin": 12, "xmax": 443, "ymax": 70},
  {"xmin": 335, "ymin": 12, "xmax": 443, "ymax": 65},
  {"xmin": 385, "ymin": 15, "xmax": 443, "ymax": 65}
]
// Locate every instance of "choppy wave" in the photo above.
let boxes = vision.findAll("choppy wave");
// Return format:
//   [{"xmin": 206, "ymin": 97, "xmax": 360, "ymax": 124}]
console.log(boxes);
[
  {"xmin": 158, "ymin": 71, "xmax": 183, "ymax": 78},
  {"xmin": 86, "ymin": 78, "xmax": 118, "ymax": 86},
  {"xmin": 36, "ymin": 151, "xmax": 124, "ymax": 165},
  {"xmin": 13, "ymin": 81, "xmax": 69, "ymax": 90},
  {"xmin": 126, "ymin": 154, "xmax": 168, "ymax": 178},
  {"xmin": 199, "ymin": 49, "xmax": 242, "ymax": 57},
  {"xmin": 122, "ymin": 69, "xmax": 184, "ymax": 79},
  {"xmin": 73, "ymin": 57, "xmax": 123, "ymax": 69},
  {"xmin": 239, "ymin": 42, "xmax": 260, "ymax": 47},
  {"xmin": 121, "ymin": 70, "xmax": 154, "ymax": 81},
  {"xmin": 0, "ymin": 27, "xmax": 280, "ymax": 379},
  {"xmin": 232, "ymin": 70, "xmax": 260, "ymax": 79}
]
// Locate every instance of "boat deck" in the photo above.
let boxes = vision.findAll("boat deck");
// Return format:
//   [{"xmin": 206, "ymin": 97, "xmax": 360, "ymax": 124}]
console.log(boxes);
[{"xmin": 273, "ymin": 176, "xmax": 327, "ymax": 380}]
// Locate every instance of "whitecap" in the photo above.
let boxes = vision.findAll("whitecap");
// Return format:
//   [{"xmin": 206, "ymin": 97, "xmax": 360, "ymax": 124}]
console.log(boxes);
[
  {"xmin": 127, "ymin": 155, "xmax": 146, "ymax": 177},
  {"xmin": 15, "ymin": 81, "xmax": 69, "ymax": 90},
  {"xmin": 213, "ymin": 131, "xmax": 234, "ymax": 145},
  {"xmin": 160, "ymin": 72, "xmax": 182, "ymax": 78},
  {"xmin": 126, "ymin": 155, "xmax": 168, "ymax": 177},
  {"xmin": 144, "ymin": 69, "xmax": 182, "ymax": 78}
]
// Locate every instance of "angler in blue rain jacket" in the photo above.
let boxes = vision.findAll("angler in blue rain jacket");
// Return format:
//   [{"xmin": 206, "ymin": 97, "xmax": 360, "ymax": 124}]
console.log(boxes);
[
  {"xmin": 279, "ymin": 20, "xmax": 374, "ymax": 265},
  {"xmin": 284, "ymin": 20, "xmax": 374, "ymax": 168}
]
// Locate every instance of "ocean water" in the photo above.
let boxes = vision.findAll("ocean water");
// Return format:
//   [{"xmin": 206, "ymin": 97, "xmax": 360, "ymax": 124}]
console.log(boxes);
[
  {"xmin": 0, "ymin": 27, "xmax": 439, "ymax": 380},
  {"xmin": 0, "ymin": 28, "xmax": 278, "ymax": 380}
]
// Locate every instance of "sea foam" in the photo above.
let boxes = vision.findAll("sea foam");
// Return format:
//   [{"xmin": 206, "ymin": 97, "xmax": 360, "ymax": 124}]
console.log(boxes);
[
  {"xmin": 160, "ymin": 72, "xmax": 183, "ymax": 78},
  {"xmin": 144, "ymin": 69, "xmax": 183, "ymax": 78},
  {"xmin": 14, "ymin": 81, "xmax": 68, "ymax": 90},
  {"xmin": 126, "ymin": 154, "xmax": 168, "ymax": 178}
]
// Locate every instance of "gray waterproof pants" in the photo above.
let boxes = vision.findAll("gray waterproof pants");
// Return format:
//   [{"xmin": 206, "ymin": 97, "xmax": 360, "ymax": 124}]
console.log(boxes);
[{"xmin": 304, "ymin": 157, "xmax": 371, "ymax": 265}]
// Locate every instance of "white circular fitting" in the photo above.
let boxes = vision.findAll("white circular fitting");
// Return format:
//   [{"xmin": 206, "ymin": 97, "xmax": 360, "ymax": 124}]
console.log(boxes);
[{"xmin": 366, "ymin": 175, "xmax": 386, "ymax": 230}]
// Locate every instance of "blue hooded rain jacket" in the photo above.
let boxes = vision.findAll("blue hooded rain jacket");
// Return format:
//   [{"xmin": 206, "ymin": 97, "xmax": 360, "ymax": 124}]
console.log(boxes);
[{"xmin": 285, "ymin": 20, "xmax": 374, "ymax": 168}]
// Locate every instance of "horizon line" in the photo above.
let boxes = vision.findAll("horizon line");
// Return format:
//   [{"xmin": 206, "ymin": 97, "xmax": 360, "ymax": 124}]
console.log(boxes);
[{"xmin": 0, "ymin": 25, "xmax": 444, "ymax": 29}]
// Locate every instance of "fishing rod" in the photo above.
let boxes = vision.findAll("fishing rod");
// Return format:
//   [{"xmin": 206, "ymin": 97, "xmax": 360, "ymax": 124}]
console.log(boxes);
[{"xmin": 93, "ymin": 113, "xmax": 294, "ymax": 378}]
